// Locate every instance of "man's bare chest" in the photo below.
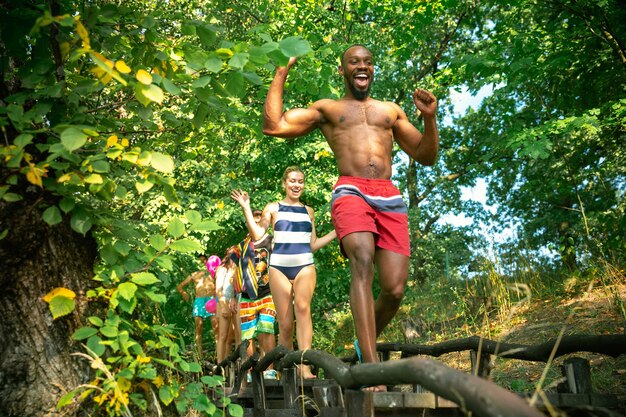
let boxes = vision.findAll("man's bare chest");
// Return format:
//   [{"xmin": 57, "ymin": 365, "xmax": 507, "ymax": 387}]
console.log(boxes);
[{"xmin": 324, "ymin": 102, "xmax": 396, "ymax": 129}]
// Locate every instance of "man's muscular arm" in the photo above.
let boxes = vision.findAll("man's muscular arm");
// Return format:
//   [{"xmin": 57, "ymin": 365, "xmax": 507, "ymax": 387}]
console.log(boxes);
[
  {"xmin": 262, "ymin": 57, "xmax": 323, "ymax": 138},
  {"xmin": 392, "ymin": 88, "xmax": 439, "ymax": 166}
]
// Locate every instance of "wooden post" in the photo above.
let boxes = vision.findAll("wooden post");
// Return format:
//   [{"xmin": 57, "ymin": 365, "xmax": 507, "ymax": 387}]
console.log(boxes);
[
  {"xmin": 282, "ymin": 367, "xmax": 298, "ymax": 409},
  {"xmin": 469, "ymin": 349, "xmax": 492, "ymax": 378},
  {"xmin": 313, "ymin": 384, "xmax": 345, "ymax": 417},
  {"xmin": 560, "ymin": 357, "xmax": 592, "ymax": 394},
  {"xmin": 251, "ymin": 369, "xmax": 266, "ymax": 417},
  {"xmin": 345, "ymin": 389, "xmax": 374, "ymax": 417}
]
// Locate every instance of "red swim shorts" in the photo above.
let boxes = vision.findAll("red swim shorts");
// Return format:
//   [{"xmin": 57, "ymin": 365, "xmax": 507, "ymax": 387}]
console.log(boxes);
[{"xmin": 331, "ymin": 176, "xmax": 410, "ymax": 257}]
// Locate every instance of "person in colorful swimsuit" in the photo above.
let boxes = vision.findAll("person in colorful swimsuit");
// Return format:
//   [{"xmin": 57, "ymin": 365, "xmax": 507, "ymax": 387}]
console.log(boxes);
[
  {"xmin": 176, "ymin": 254, "xmax": 217, "ymax": 358},
  {"xmin": 262, "ymin": 45, "xmax": 439, "ymax": 391},
  {"xmin": 231, "ymin": 166, "xmax": 336, "ymax": 379},
  {"xmin": 230, "ymin": 209, "xmax": 278, "ymax": 380}
]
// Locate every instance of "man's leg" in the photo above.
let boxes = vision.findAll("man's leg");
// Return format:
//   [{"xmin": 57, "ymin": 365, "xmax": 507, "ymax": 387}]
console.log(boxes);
[
  {"xmin": 374, "ymin": 249, "xmax": 408, "ymax": 336},
  {"xmin": 341, "ymin": 231, "xmax": 377, "ymax": 363}
]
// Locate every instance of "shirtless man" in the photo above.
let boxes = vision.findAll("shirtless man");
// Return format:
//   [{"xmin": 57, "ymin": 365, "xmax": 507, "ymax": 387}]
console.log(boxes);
[
  {"xmin": 263, "ymin": 45, "xmax": 439, "ymax": 390},
  {"xmin": 177, "ymin": 254, "xmax": 217, "ymax": 358}
]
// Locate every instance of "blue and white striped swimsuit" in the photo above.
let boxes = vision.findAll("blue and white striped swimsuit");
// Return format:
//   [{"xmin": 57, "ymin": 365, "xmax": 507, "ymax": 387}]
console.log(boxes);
[{"xmin": 270, "ymin": 203, "xmax": 314, "ymax": 280}]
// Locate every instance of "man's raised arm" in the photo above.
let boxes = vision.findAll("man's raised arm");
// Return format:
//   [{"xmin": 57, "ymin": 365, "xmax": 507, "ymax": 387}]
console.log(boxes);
[
  {"xmin": 262, "ymin": 57, "xmax": 322, "ymax": 138},
  {"xmin": 393, "ymin": 88, "xmax": 440, "ymax": 166}
]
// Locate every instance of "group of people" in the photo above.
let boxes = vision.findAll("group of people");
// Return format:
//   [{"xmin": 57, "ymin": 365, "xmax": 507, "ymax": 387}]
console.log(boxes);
[
  {"xmin": 179, "ymin": 166, "xmax": 335, "ymax": 380},
  {"xmin": 178, "ymin": 45, "xmax": 439, "ymax": 391}
]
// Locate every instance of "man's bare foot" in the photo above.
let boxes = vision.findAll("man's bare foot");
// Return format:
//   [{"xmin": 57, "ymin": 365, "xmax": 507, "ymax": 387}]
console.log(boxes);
[{"xmin": 362, "ymin": 385, "xmax": 387, "ymax": 392}]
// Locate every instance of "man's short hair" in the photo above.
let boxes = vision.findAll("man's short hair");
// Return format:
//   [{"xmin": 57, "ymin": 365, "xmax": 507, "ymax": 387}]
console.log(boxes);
[
  {"xmin": 252, "ymin": 210, "xmax": 262, "ymax": 216},
  {"xmin": 340, "ymin": 44, "xmax": 370, "ymax": 66}
]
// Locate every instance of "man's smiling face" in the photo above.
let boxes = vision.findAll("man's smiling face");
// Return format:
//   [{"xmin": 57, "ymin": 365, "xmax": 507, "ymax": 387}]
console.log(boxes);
[{"xmin": 340, "ymin": 46, "xmax": 374, "ymax": 100}]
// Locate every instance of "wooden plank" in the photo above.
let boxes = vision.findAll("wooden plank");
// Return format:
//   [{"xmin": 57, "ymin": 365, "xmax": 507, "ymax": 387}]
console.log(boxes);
[
  {"xmin": 403, "ymin": 392, "xmax": 437, "ymax": 409},
  {"xmin": 263, "ymin": 410, "xmax": 301, "ymax": 417},
  {"xmin": 557, "ymin": 393, "xmax": 592, "ymax": 407},
  {"xmin": 436, "ymin": 396, "xmax": 460, "ymax": 408},
  {"xmin": 372, "ymin": 392, "xmax": 403, "ymax": 408},
  {"xmin": 589, "ymin": 393, "xmax": 619, "ymax": 408},
  {"xmin": 318, "ymin": 408, "xmax": 345, "ymax": 417}
]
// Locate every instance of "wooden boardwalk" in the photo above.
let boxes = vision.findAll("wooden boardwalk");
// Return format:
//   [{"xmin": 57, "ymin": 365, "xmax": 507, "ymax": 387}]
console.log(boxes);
[{"xmin": 211, "ymin": 334, "xmax": 626, "ymax": 417}]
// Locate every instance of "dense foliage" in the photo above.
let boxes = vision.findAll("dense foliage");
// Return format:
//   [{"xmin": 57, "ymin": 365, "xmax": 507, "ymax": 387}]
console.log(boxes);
[{"xmin": 1, "ymin": 0, "xmax": 623, "ymax": 414}]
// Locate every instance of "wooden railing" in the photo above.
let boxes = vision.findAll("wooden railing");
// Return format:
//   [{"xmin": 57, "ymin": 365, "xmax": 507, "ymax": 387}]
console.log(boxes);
[{"xmin": 211, "ymin": 334, "xmax": 626, "ymax": 416}]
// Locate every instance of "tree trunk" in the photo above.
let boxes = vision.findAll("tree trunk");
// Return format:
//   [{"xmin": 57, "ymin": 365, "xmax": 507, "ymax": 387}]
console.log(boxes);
[
  {"xmin": 558, "ymin": 220, "xmax": 578, "ymax": 271},
  {"xmin": 0, "ymin": 196, "xmax": 98, "ymax": 417}
]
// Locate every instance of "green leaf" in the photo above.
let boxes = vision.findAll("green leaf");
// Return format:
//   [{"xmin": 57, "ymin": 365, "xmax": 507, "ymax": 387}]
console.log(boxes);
[
  {"xmin": 117, "ymin": 282, "xmax": 138, "ymax": 300},
  {"xmin": 14, "ymin": 133, "xmax": 34, "ymax": 149},
  {"xmin": 149, "ymin": 234, "xmax": 167, "ymax": 251},
  {"xmin": 145, "ymin": 290, "xmax": 167, "ymax": 303},
  {"xmin": 192, "ymin": 103, "xmax": 209, "ymax": 129},
  {"xmin": 267, "ymin": 48, "xmax": 289, "ymax": 66},
  {"xmin": 188, "ymin": 362, "xmax": 202, "ymax": 372},
  {"xmin": 152, "ymin": 357, "xmax": 176, "ymax": 368},
  {"xmin": 135, "ymin": 179, "xmax": 154, "ymax": 193},
  {"xmin": 167, "ymin": 218, "xmax": 185, "ymax": 238},
  {"xmin": 162, "ymin": 78, "xmax": 181, "ymax": 95},
  {"xmin": 56, "ymin": 388, "xmax": 83, "ymax": 409},
  {"xmin": 169, "ymin": 238, "xmax": 202, "ymax": 253},
  {"xmin": 159, "ymin": 385, "xmax": 175, "ymax": 406},
  {"xmin": 225, "ymin": 71, "xmax": 244, "ymax": 97},
  {"xmin": 228, "ymin": 53, "xmax": 249, "ymax": 70},
  {"xmin": 88, "ymin": 316, "xmax": 104, "ymax": 327},
  {"xmin": 155, "ymin": 256, "xmax": 173, "ymax": 270},
  {"xmin": 70, "ymin": 210, "xmax": 93, "ymax": 235},
  {"xmin": 113, "ymin": 240, "xmax": 131, "ymax": 255},
  {"xmin": 72, "ymin": 326, "xmax": 98, "ymax": 341},
  {"xmin": 91, "ymin": 160, "xmax": 110, "ymax": 173},
  {"xmin": 141, "ymin": 84, "xmax": 164, "ymax": 103},
  {"xmin": 249, "ymin": 46, "xmax": 271, "ymax": 65},
  {"xmin": 150, "ymin": 152, "xmax": 174, "ymax": 174},
  {"xmin": 185, "ymin": 210, "xmax": 202, "ymax": 224},
  {"xmin": 84, "ymin": 173, "xmax": 103, "ymax": 184},
  {"xmin": 43, "ymin": 206, "xmax": 63, "ymax": 226},
  {"xmin": 134, "ymin": 83, "xmax": 152, "ymax": 107},
  {"xmin": 59, "ymin": 198, "xmax": 75, "ymax": 213},
  {"xmin": 115, "ymin": 185, "xmax": 127, "ymax": 199},
  {"xmin": 3, "ymin": 193, "xmax": 23, "ymax": 202},
  {"xmin": 100, "ymin": 325, "xmax": 118, "ymax": 338},
  {"xmin": 204, "ymin": 57, "xmax": 223, "ymax": 73},
  {"xmin": 189, "ymin": 220, "xmax": 221, "ymax": 232},
  {"xmin": 49, "ymin": 295, "xmax": 75, "ymax": 319},
  {"xmin": 228, "ymin": 403, "xmax": 244, "ymax": 417},
  {"xmin": 116, "ymin": 295, "xmax": 138, "ymax": 314},
  {"xmin": 131, "ymin": 272, "xmax": 160, "ymax": 286},
  {"xmin": 243, "ymin": 72, "xmax": 263, "ymax": 85},
  {"xmin": 279, "ymin": 36, "xmax": 312, "ymax": 57},
  {"xmin": 87, "ymin": 335, "xmax": 106, "ymax": 357},
  {"xmin": 61, "ymin": 127, "xmax": 88, "ymax": 152},
  {"xmin": 196, "ymin": 25, "xmax": 216, "ymax": 47}
]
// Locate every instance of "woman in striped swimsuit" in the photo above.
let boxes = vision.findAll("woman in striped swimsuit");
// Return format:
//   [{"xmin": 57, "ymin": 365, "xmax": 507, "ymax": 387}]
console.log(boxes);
[{"xmin": 231, "ymin": 166, "xmax": 336, "ymax": 379}]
